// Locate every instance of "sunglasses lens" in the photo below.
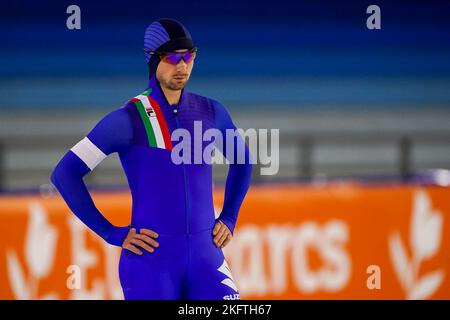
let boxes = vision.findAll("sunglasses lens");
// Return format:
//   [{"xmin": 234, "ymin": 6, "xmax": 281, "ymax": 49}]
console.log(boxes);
[
  {"xmin": 162, "ymin": 53, "xmax": 180, "ymax": 64},
  {"xmin": 161, "ymin": 50, "xmax": 196, "ymax": 65}
]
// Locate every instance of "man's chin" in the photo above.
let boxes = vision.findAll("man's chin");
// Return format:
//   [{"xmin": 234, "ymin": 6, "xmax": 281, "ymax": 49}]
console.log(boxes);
[{"xmin": 169, "ymin": 81, "xmax": 187, "ymax": 90}]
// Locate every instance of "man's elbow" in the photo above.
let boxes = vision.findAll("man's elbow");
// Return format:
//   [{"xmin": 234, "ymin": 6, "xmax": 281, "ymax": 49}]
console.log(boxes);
[
  {"xmin": 50, "ymin": 163, "xmax": 62, "ymax": 190},
  {"xmin": 50, "ymin": 153, "xmax": 73, "ymax": 189}
]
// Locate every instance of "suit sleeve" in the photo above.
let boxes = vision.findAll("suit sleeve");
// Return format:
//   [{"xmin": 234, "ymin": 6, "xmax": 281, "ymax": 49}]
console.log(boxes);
[
  {"xmin": 212, "ymin": 99, "xmax": 253, "ymax": 234},
  {"xmin": 50, "ymin": 106, "xmax": 133, "ymax": 246}
]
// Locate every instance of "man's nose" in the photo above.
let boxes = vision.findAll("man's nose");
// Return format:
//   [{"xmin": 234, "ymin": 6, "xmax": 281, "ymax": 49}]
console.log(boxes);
[{"xmin": 176, "ymin": 59, "xmax": 187, "ymax": 70}]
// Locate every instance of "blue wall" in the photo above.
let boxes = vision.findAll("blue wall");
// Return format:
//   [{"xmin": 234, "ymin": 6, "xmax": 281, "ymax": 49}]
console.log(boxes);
[{"xmin": 1, "ymin": 0, "xmax": 450, "ymax": 109}]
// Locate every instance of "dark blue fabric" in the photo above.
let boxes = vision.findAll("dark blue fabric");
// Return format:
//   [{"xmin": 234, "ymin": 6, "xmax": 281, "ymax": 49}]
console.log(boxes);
[
  {"xmin": 50, "ymin": 152, "xmax": 129, "ymax": 247},
  {"xmin": 212, "ymin": 98, "xmax": 253, "ymax": 234},
  {"xmin": 50, "ymin": 107, "xmax": 133, "ymax": 246},
  {"xmin": 145, "ymin": 18, "xmax": 195, "ymax": 78},
  {"xmin": 50, "ymin": 74, "xmax": 253, "ymax": 299}
]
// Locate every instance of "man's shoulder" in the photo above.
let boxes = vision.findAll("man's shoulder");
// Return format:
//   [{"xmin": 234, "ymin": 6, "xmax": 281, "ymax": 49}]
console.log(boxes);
[
  {"xmin": 116, "ymin": 94, "xmax": 143, "ymax": 115},
  {"xmin": 95, "ymin": 100, "xmax": 136, "ymax": 129}
]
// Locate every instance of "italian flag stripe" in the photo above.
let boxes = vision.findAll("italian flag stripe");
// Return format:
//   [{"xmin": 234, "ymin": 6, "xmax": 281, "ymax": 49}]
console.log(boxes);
[
  {"xmin": 136, "ymin": 95, "xmax": 166, "ymax": 149},
  {"xmin": 130, "ymin": 92, "xmax": 172, "ymax": 150},
  {"xmin": 131, "ymin": 98, "xmax": 158, "ymax": 148},
  {"xmin": 148, "ymin": 96, "xmax": 173, "ymax": 150}
]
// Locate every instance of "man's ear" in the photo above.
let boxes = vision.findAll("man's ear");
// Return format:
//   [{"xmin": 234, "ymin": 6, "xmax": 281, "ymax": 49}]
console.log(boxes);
[{"xmin": 147, "ymin": 57, "xmax": 160, "ymax": 80}]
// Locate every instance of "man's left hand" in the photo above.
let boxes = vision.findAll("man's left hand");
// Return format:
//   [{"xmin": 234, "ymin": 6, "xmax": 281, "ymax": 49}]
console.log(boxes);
[{"xmin": 213, "ymin": 220, "xmax": 232, "ymax": 248}]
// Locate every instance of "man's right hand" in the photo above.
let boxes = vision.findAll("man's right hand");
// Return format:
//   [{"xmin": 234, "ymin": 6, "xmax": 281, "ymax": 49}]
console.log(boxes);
[{"xmin": 122, "ymin": 228, "xmax": 159, "ymax": 255}]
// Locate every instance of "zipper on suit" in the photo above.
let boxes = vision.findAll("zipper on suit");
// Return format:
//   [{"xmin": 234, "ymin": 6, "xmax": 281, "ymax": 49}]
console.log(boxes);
[{"xmin": 173, "ymin": 105, "xmax": 190, "ymax": 238}]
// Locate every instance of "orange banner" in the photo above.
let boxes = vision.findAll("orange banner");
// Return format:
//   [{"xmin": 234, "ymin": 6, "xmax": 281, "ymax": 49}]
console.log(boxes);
[{"xmin": 0, "ymin": 184, "xmax": 449, "ymax": 299}]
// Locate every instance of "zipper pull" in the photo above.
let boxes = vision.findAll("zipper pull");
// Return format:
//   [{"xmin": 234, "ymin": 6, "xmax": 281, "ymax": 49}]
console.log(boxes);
[{"xmin": 172, "ymin": 104, "xmax": 179, "ymax": 116}]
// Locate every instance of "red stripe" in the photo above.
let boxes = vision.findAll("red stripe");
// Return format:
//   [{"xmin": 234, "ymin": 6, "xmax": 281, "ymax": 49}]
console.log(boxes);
[{"xmin": 148, "ymin": 96, "xmax": 173, "ymax": 150}]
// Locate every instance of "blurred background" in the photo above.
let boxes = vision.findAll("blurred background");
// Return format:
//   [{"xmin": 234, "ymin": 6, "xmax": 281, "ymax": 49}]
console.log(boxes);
[
  {"xmin": 1, "ymin": 0, "xmax": 450, "ymax": 190},
  {"xmin": 0, "ymin": 0, "xmax": 450, "ymax": 300}
]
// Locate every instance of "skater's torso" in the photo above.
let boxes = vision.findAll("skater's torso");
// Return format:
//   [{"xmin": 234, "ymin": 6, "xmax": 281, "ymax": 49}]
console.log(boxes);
[{"xmin": 119, "ymin": 75, "xmax": 218, "ymax": 235}]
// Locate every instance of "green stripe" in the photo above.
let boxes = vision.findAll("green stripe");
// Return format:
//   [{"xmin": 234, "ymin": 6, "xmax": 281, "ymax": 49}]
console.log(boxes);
[
  {"xmin": 141, "ymin": 88, "xmax": 153, "ymax": 97},
  {"xmin": 135, "ymin": 99, "xmax": 158, "ymax": 147}
]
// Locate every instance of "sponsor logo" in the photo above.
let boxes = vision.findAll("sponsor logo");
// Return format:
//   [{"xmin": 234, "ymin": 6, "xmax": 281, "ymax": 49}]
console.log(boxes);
[
  {"xmin": 218, "ymin": 259, "xmax": 239, "ymax": 293},
  {"xmin": 389, "ymin": 189, "xmax": 445, "ymax": 300},
  {"xmin": 223, "ymin": 293, "xmax": 240, "ymax": 300},
  {"xmin": 146, "ymin": 107, "xmax": 156, "ymax": 118}
]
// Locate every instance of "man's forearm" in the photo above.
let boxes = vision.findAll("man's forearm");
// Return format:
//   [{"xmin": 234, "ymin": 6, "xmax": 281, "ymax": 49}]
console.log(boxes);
[
  {"xmin": 50, "ymin": 150, "xmax": 129, "ymax": 246},
  {"xmin": 218, "ymin": 150, "xmax": 253, "ymax": 234}
]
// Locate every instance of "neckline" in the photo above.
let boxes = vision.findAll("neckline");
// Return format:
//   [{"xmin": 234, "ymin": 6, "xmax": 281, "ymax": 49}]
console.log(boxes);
[{"xmin": 146, "ymin": 74, "xmax": 186, "ymax": 108}]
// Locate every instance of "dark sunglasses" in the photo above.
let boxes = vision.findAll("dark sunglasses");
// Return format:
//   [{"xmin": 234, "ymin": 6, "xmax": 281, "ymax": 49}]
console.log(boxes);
[{"xmin": 144, "ymin": 47, "xmax": 198, "ymax": 65}]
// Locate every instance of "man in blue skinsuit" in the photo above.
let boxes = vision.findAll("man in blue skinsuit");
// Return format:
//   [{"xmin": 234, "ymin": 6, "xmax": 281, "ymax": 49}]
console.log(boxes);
[{"xmin": 50, "ymin": 18, "xmax": 253, "ymax": 300}]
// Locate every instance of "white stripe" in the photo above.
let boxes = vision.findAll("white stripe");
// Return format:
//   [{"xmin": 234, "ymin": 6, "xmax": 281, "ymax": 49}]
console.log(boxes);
[
  {"xmin": 136, "ymin": 95, "xmax": 166, "ymax": 148},
  {"xmin": 70, "ymin": 137, "xmax": 106, "ymax": 170},
  {"xmin": 218, "ymin": 260, "xmax": 235, "ymax": 280},
  {"xmin": 218, "ymin": 260, "xmax": 238, "ymax": 292},
  {"xmin": 221, "ymin": 278, "xmax": 238, "ymax": 292}
]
